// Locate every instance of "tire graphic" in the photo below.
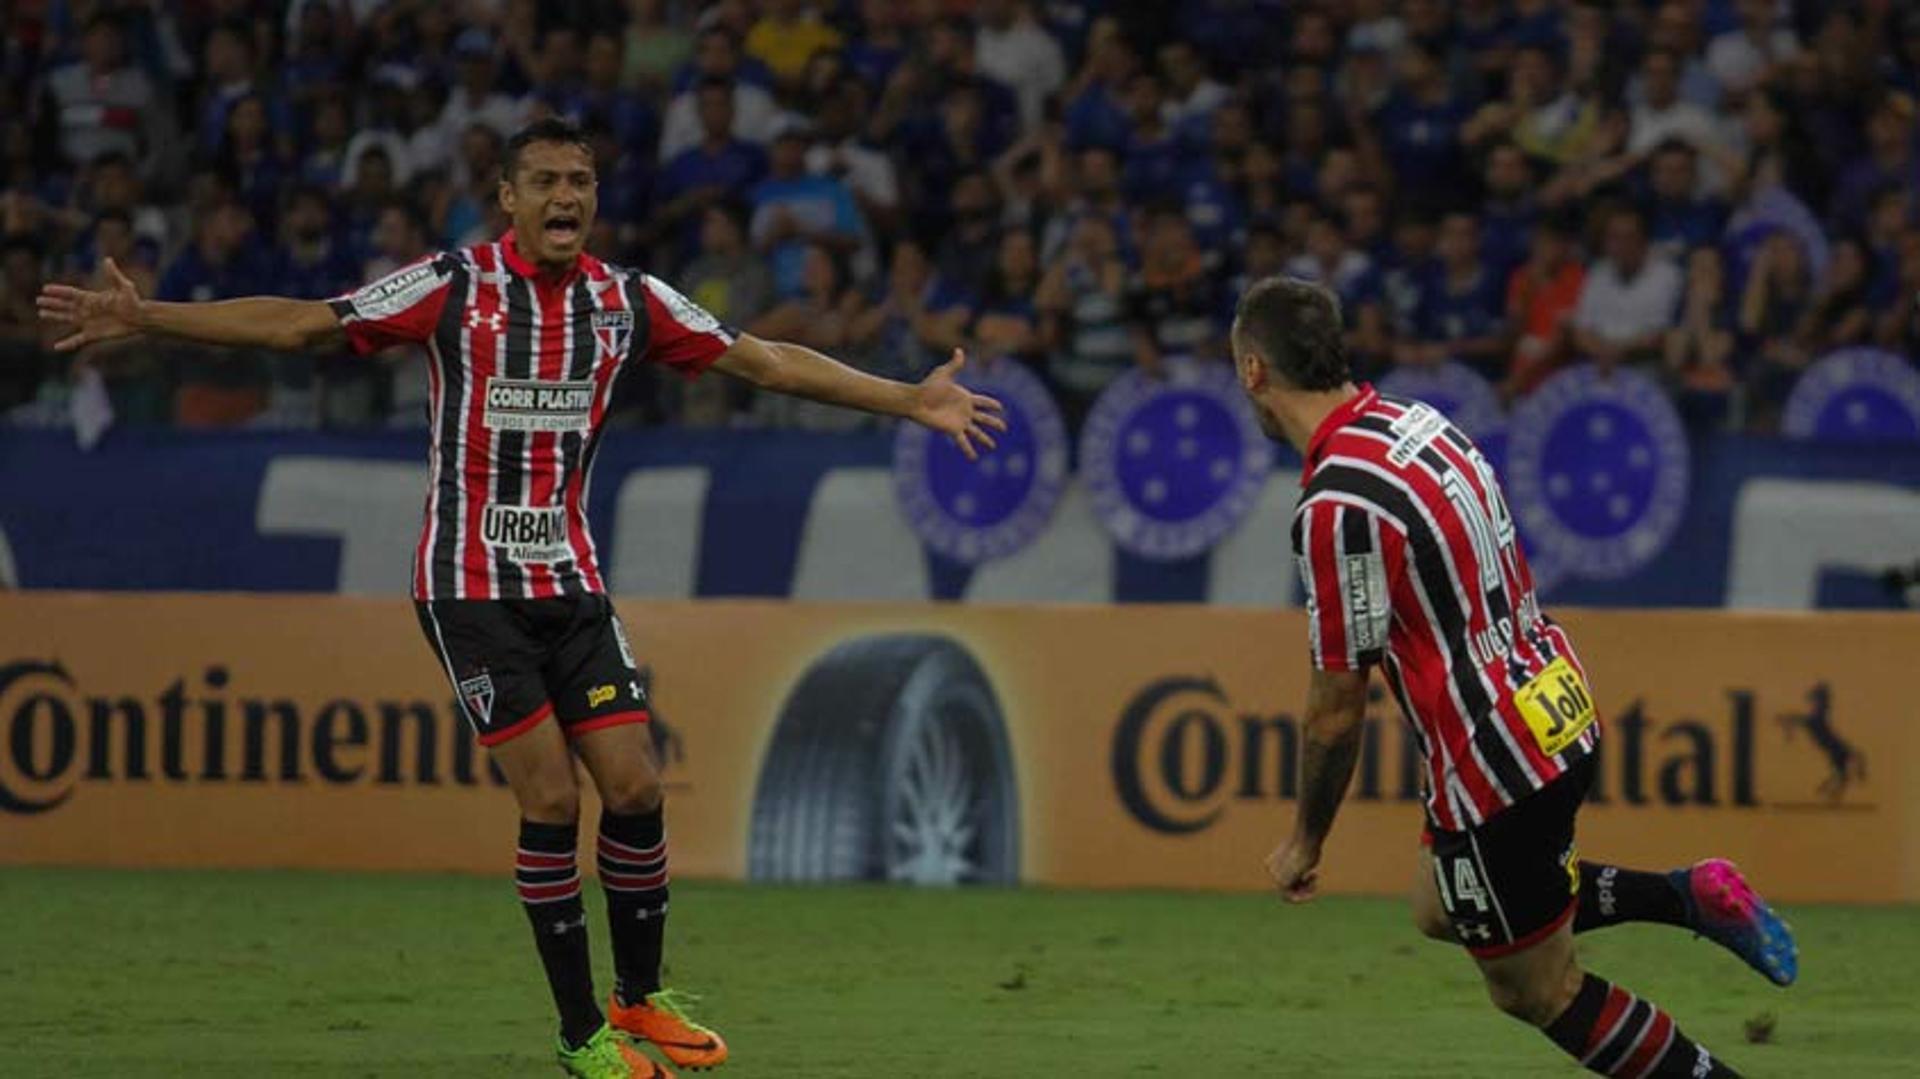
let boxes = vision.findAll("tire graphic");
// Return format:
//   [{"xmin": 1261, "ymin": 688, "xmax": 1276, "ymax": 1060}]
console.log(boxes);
[{"xmin": 748, "ymin": 635, "xmax": 1020, "ymax": 885}]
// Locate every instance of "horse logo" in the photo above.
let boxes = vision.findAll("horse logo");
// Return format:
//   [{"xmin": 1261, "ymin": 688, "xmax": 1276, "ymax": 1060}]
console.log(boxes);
[{"xmin": 1777, "ymin": 683, "xmax": 1866, "ymax": 800}]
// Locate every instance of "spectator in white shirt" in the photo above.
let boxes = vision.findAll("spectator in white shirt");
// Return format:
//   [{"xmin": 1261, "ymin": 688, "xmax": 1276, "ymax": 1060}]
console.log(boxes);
[
  {"xmin": 805, "ymin": 78, "xmax": 902, "ymax": 236},
  {"xmin": 1629, "ymin": 49, "xmax": 1736, "ymax": 192},
  {"xmin": 437, "ymin": 30, "xmax": 532, "ymax": 147},
  {"xmin": 1158, "ymin": 41, "xmax": 1230, "ymax": 132},
  {"xmin": 47, "ymin": 14, "xmax": 159, "ymax": 169},
  {"xmin": 1707, "ymin": 0, "xmax": 1800, "ymax": 97},
  {"xmin": 1572, "ymin": 204, "xmax": 1684, "ymax": 367},
  {"xmin": 659, "ymin": 28, "xmax": 783, "ymax": 161},
  {"xmin": 975, "ymin": 0, "xmax": 1066, "ymax": 131}
]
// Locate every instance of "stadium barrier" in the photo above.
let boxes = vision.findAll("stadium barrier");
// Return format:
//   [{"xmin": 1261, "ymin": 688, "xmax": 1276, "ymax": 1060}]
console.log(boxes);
[{"xmin": 0, "ymin": 594, "xmax": 1911, "ymax": 903}]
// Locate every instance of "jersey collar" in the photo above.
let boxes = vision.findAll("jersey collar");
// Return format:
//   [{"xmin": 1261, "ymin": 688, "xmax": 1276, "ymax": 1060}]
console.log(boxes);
[
  {"xmin": 501, "ymin": 230, "xmax": 583, "ymax": 286},
  {"xmin": 1303, "ymin": 382, "xmax": 1376, "ymax": 477}
]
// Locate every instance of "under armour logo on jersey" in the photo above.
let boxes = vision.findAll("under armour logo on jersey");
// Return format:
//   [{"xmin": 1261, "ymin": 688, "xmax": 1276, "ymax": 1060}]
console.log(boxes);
[{"xmin": 467, "ymin": 308, "xmax": 504, "ymax": 332}]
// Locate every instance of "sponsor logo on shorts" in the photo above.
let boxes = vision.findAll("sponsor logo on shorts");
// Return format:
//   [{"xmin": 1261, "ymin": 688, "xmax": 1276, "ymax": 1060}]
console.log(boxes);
[
  {"xmin": 458, "ymin": 672, "xmax": 495, "ymax": 724},
  {"xmin": 483, "ymin": 505, "xmax": 572, "ymax": 563},
  {"xmin": 484, "ymin": 377, "xmax": 595, "ymax": 432},
  {"xmin": 587, "ymin": 684, "xmax": 616, "ymax": 709}
]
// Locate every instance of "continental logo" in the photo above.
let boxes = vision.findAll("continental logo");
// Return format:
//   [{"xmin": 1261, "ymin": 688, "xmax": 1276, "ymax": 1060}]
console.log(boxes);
[
  {"xmin": 0, "ymin": 660, "xmax": 510, "ymax": 815},
  {"xmin": 1109, "ymin": 677, "xmax": 1872, "ymax": 834}
]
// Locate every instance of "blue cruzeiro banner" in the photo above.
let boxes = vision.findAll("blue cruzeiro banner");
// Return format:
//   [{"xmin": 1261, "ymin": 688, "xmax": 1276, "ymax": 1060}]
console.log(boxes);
[{"xmin": 3, "ymin": 381, "xmax": 1919, "ymax": 609}]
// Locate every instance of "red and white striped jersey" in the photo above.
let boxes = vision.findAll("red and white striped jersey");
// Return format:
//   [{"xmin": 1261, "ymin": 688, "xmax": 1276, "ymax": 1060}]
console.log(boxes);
[
  {"xmin": 327, "ymin": 232, "xmax": 734, "ymax": 601},
  {"xmin": 1293, "ymin": 384, "xmax": 1600, "ymax": 832}
]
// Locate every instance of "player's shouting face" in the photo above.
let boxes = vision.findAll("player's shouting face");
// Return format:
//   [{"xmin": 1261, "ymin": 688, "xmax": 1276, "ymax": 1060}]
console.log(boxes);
[{"xmin": 501, "ymin": 137, "xmax": 598, "ymax": 270}]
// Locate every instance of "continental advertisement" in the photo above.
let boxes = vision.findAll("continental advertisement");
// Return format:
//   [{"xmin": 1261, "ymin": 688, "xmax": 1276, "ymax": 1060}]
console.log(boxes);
[{"xmin": 0, "ymin": 595, "xmax": 1911, "ymax": 903}]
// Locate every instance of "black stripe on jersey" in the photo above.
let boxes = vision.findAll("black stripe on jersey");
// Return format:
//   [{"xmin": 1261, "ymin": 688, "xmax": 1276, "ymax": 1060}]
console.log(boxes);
[
  {"xmin": 429, "ymin": 261, "xmax": 473, "ymax": 599},
  {"xmin": 553, "ymin": 276, "xmax": 597, "ymax": 595},
  {"xmin": 573, "ymin": 271, "xmax": 651, "ymax": 540},
  {"xmin": 1305, "ymin": 463, "xmax": 1530, "ymax": 802},
  {"xmin": 496, "ymin": 275, "xmax": 536, "ymax": 598},
  {"xmin": 1436, "ymin": 422, "xmax": 1562, "ymax": 665}
]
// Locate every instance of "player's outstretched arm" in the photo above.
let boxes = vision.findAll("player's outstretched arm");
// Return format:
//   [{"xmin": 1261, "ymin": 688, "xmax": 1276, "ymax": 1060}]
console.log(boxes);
[
  {"xmin": 714, "ymin": 335, "xmax": 1008, "ymax": 459},
  {"xmin": 36, "ymin": 257, "xmax": 345, "ymax": 354},
  {"xmin": 1266, "ymin": 668, "xmax": 1369, "ymax": 903}
]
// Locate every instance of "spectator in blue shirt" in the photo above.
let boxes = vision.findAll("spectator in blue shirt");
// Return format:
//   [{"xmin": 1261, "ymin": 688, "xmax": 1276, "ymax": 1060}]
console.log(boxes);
[
  {"xmin": 1829, "ymin": 94, "xmax": 1919, "ymax": 235},
  {"xmin": 1064, "ymin": 24, "xmax": 1136, "ymax": 151},
  {"xmin": 1121, "ymin": 73, "xmax": 1188, "ymax": 203},
  {"xmin": 1645, "ymin": 140, "xmax": 1729, "ymax": 261},
  {"xmin": 1374, "ymin": 46, "xmax": 1473, "ymax": 204},
  {"xmin": 750, "ymin": 120, "xmax": 866, "ymax": 300},
  {"xmin": 272, "ymin": 187, "xmax": 355, "ymax": 301},
  {"xmin": 847, "ymin": 0, "xmax": 910, "ymax": 90},
  {"xmin": 1480, "ymin": 141, "xmax": 1538, "ymax": 286},
  {"xmin": 1404, "ymin": 211, "xmax": 1510, "ymax": 377},
  {"xmin": 652, "ymin": 78, "xmax": 769, "ymax": 261}
]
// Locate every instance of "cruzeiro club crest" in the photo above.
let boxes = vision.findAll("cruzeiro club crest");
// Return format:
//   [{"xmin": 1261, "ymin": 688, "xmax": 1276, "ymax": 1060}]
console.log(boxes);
[
  {"xmin": 1376, "ymin": 361, "xmax": 1506, "ymax": 440},
  {"xmin": 893, "ymin": 359, "xmax": 1068, "ymax": 565},
  {"xmin": 1782, "ymin": 347, "xmax": 1920, "ymax": 443},
  {"xmin": 1506, "ymin": 365, "xmax": 1689, "ymax": 580},
  {"xmin": 1080, "ymin": 357, "xmax": 1274, "ymax": 560}
]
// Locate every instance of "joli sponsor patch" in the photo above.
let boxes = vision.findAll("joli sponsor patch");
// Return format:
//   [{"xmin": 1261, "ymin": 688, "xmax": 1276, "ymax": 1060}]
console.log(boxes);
[
  {"xmin": 1515, "ymin": 656, "xmax": 1596, "ymax": 756},
  {"xmin": 483, "ymin": 505, "xmax": 572, "ymax": 563},
  {"xmin": 484, "ymin": 377, "xmax": 594, "ymax": 432}
]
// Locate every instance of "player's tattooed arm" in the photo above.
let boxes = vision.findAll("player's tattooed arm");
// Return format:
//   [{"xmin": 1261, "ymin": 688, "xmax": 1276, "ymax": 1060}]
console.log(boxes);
[
  {"xmin": 1266, "ymin": 668, "xmax": 1368, "ymax": 902},
  {"xmin": 1295, "ymin": 669, "xmax": 1369, "ymax": 846}
]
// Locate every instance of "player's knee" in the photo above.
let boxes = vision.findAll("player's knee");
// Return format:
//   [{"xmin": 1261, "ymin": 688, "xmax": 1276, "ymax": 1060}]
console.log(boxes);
[
  {"xmin": 519, "ymin": 773, "xmax": 582, "ymax": 823},
  {"xmin": 600, "ymin": 768, "xmax": 663, "ymax": 816},
  {"xmin": 1483, "ymin": 969, "xmax": 1568, "ymax": 1027},
  {"xmin": 1413, "ymin": 905, "xmax": 1453, "ymax": 941}
]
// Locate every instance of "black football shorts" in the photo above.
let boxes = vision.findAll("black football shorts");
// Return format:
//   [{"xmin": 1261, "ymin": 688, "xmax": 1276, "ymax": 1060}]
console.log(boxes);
[
  {"xmin": 1427, "ymin": 756, "xmax": 1594, "ymax": 958},
  {"xmin": 415, "ymin": 593, "xmax": 651, "ymax": 746}
]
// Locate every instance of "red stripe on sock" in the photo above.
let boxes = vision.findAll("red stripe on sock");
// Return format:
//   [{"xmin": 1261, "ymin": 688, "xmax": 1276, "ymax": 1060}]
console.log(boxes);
[
  {"xmin": 1584, "ymin": 988, "xmax": 1636, "ymax": 1060},
  {"xmin": 516, "ymin": 850, "xmax": 575, "ymax": 868},
  {"xmin": 599, "ymin": 834, "xmax": 666, "ymax": 861},
  {"xmin": 518, "ymin": 878, "xmax": 581, "ymax": 901},
  {"xmin": 1616, "ymin": 1011, "xmax": 1675, "ymax": 1078},
  {"xmin": 600, "ymin": 869, "xmax": 669, "ymax": 891}
]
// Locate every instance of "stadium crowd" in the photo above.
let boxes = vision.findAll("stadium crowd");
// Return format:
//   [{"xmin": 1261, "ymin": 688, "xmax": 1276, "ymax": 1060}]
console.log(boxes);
[{"xmin": 2, "ymin": 0, "xmax": 1918, "ymax": 434}]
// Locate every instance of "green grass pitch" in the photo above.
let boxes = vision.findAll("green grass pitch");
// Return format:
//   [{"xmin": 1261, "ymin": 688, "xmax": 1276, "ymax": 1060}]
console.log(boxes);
[{"xmin": 2, "ymin": 868, "xmax": 1915, "ymax": 1077}]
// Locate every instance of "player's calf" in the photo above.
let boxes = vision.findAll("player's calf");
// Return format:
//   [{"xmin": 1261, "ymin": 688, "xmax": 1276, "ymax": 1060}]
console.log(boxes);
[{"xmin": 1541, "ymin": 972, "xmax": 1742, "ymax": 1077}]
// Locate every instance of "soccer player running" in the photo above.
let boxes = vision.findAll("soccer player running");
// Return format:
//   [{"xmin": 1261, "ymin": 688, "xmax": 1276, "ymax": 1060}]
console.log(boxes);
[
  {"xmin": 1233, "ymin": 278, "xmax": 1796, "ymax": 1078},
  {"xmin": 37, "ymin": 118, "xmax": 1006, "ymax": 1079}
]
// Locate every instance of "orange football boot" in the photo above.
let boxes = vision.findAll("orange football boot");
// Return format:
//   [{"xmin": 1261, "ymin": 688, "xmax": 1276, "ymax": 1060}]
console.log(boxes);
[{"xmin": 608, "ymin": 989, "xmax": 729, "ymax": 1070}]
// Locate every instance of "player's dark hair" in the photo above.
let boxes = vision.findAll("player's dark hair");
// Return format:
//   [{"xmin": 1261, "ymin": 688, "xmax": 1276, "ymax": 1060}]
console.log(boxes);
[
  {"xmin": 502, "ymin": 118, "xmax": 595, "ymax": 182},
  {"xmin": 1232, "ymin": 276, "xmax": 1350, "ymax": 392}
]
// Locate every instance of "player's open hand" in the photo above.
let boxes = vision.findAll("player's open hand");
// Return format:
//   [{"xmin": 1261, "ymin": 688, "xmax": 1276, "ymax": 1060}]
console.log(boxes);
[
  {"xmin": 1265, "ymin": 838, "xmax": 1322, "ymax": 904},
  {"xmin": 36, "ymin": 258, "xmax": 144, "ymax": 352},
  {"xmin": 913, "ymin": 349, "xmax": 1009, "ymax": 461}
]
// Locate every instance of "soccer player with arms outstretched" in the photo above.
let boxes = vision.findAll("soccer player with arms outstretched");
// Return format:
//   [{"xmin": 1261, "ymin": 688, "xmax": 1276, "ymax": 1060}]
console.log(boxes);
[
  {"xmin": 37, "ymin": 118, "xmax": 1006, "ymax": 1079},
  {"xmin": 1230, "ymin": 278, "xmax": 1795, "ymax": 1078}
]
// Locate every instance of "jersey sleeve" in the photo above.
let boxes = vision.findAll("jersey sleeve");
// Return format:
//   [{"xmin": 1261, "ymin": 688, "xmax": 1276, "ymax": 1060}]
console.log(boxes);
[
  {"xmin": 327, "ymin": 256, "xmax": 456, "ymax": 355},
  {"xmin": 636, "ymin": 273, "xmax": 738, "ymax": 379},
  {"xmin": 1292, "ymin": 498, "xmax": 1405, "ymax": 672}
]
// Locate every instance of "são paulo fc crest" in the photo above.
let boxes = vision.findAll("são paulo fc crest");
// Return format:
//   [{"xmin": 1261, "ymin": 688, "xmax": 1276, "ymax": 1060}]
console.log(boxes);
[
  {"xmin": 1080, "ymin": 357, "xmax": 1274, "ymax": 560},
  {"xmin": 1376, "ymin": 362, "xmax": 1505, "ymax": 439},
  {"xmin": 893, "ymin": 359, "xmax": 1068, "ymax": 565},
  {"xmin": 592, "ymin": 310, "xmax": 634, "ymax": 361},
  {"xmin": 1782, "ymin": 347, "xmax": 1920, "ymax": 443},
  {"xmin": 1506, "ymin": 365, "xmax": 1689, "ymax": 580},
  {"xmin": 457, "ymin": 672, "xmax": 495, "ymax": 724}
]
